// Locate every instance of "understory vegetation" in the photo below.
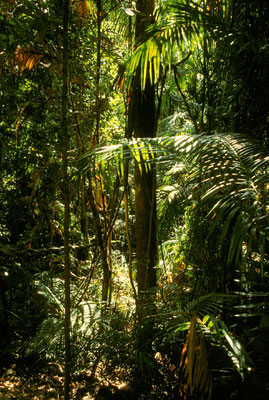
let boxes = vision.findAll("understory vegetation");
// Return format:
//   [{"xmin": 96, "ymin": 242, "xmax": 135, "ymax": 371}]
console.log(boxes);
[{"xmin": 0, "ymin": 0, "xmax": 269, "ymax": 399}]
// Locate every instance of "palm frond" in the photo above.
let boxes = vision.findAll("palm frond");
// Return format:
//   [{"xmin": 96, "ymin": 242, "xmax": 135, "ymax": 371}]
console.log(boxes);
[
  {"xmin": 80, "ymin": 132, "xmax": 269, "ymax": 280},
  {"xmin": 162, "ymin": 132, "xmax": 269, "ymax": 272},
  {"xmin": 125, "ymin": 0, "xmax": 234, "ymax": 88},
  {"xmin": 125, "ymin": 0, "xmax": 204, "ymax": 88}
]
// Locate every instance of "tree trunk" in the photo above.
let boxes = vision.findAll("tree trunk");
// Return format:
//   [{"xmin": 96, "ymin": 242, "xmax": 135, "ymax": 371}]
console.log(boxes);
[
  {"xmin": 61, "ymin": 1, "xmax": 71, "ymax": 399},
  {"xmin": 128, "ymin": 0, "xmax": 157, "ymax": 316}
]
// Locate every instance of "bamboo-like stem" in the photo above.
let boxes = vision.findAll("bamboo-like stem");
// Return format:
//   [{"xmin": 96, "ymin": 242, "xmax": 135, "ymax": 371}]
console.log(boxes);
[
  {"xmin": 62, "ymin": 1, "xmax": 71, "ymax": 399},
  {"xmin": 95, "ymin": 0, "xmax": 102, "ymax": 144},
  {"xmin": 123, "ymin": 161, "xmax": 137, "ymax": 302}
]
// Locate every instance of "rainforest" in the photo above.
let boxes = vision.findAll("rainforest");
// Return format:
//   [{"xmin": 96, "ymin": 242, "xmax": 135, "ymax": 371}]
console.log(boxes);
[{"xmin": 0, "ymin": 0, "xmax": 269, "ymax": 399}]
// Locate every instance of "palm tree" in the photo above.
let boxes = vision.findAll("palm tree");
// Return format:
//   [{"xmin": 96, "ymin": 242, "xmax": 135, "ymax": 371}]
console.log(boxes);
[{"xmin": 126, "ymin": 0, "xmax": 158, "ymax": 318}]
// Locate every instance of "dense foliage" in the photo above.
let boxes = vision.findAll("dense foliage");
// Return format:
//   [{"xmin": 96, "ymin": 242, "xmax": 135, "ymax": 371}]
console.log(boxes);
[{"xmin": 0, "ymin": 0, "xmax": 269, "ymax": 399}]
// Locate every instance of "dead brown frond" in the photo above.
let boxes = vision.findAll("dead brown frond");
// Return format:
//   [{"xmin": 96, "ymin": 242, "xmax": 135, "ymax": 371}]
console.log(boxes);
[
  {"xmin": 179, "ymin": 314, "xmax": 212, "ymax": 400},
  {"xmin": 71, "ymin": 0, "xmax": 97, "ymax": 23},
  {"xmin": 8, "ymin": 46, "xmax": 43, "ymax": 73}
]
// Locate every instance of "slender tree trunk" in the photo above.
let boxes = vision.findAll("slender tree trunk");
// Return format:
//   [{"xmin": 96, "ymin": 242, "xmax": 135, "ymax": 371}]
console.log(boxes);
[
  {"xmin": 95, "ymin": 0, "xmax": 102, "ymax": 145},
  {"xmin": 86, "ymin": 176, "xmax": 111, "ymax": 304},
  {"xmin": 128, "ymin": 0, "xmax": 157, "ymax": 316},
  {"xmin": 70, "ymin": 93, "xmax": 90, "ymax": 247},
  {"xmin": 61, "ymin": 1, "xmax": 71, "ymax": 399},
  {"xmin": 94, "ymin": 0, "xmax": 112, "ymax": 304}
]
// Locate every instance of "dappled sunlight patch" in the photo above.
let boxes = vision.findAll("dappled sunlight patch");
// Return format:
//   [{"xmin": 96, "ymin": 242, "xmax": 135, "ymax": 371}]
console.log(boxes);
[{"xmin": 0, "ymin": 367, "xmax": 97, "ymax": 400}]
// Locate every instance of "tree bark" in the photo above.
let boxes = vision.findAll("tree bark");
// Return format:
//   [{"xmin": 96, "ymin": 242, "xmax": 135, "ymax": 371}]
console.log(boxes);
[{"xmin": 61, "ymin": 1, "xmax": 71, "ymax": 399}]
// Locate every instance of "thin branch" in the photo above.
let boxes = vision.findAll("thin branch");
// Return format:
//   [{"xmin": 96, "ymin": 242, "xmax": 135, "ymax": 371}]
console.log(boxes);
[{"xmin": 173, "ymin": 64, "xmax": 199, "ymax": 134}]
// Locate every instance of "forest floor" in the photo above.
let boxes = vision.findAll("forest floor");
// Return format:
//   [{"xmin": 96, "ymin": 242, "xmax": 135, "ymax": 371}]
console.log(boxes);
[
  {"xmin": 0, "ymin": 367, "xmax": 91, "ymax": 399},
  {"xmin": 0, "ymin": 364, "xmax": 138, "ymax": 400}
]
